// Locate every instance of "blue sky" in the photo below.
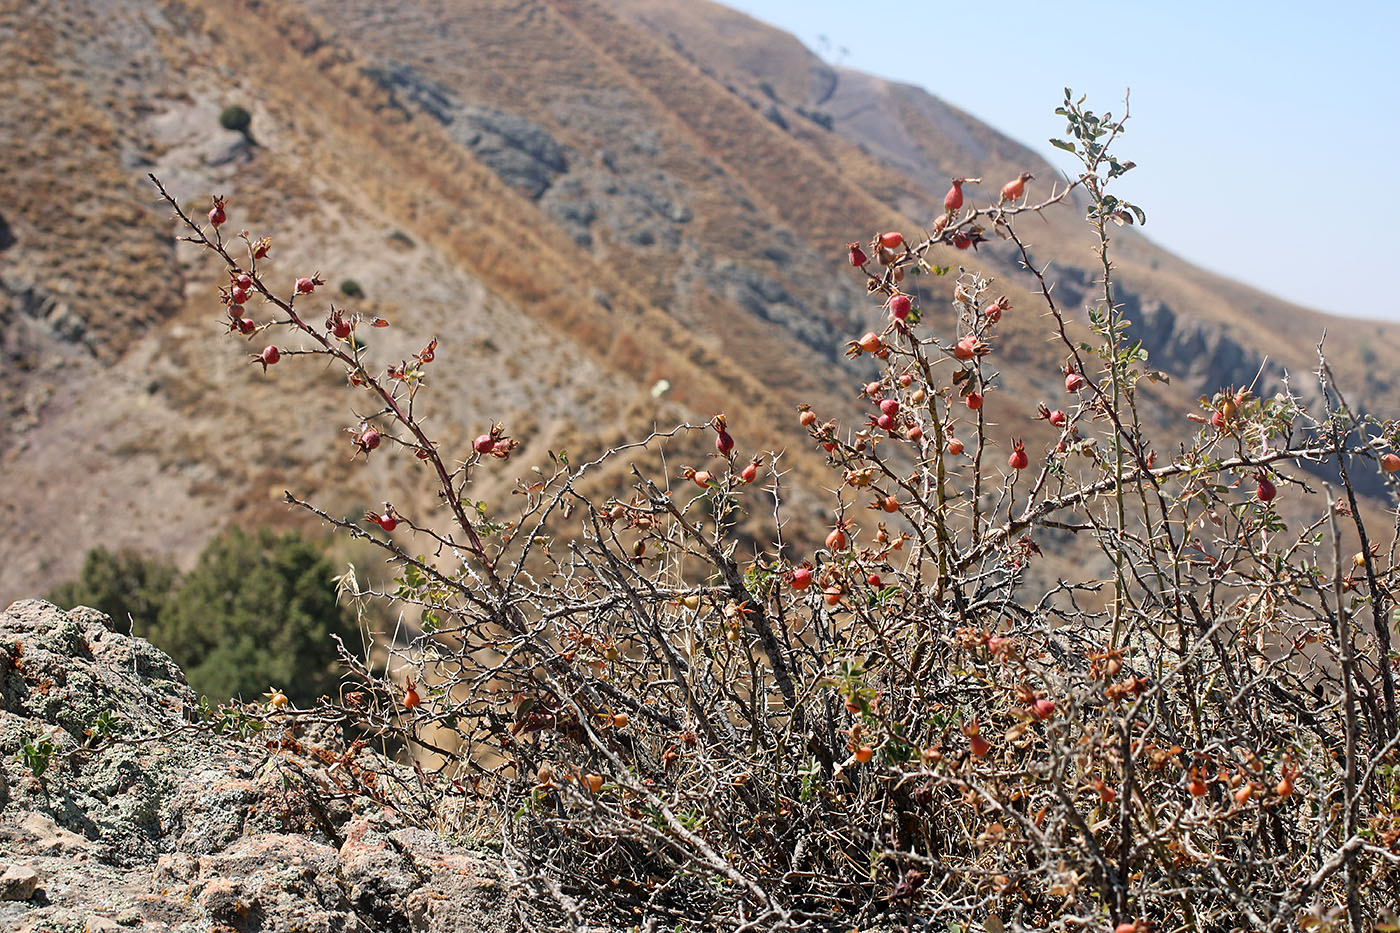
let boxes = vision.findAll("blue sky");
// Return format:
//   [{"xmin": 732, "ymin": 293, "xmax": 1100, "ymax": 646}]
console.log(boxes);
[{"xmin": 725, "ymin": 1, "xmax": 1400, "ymax": 321}]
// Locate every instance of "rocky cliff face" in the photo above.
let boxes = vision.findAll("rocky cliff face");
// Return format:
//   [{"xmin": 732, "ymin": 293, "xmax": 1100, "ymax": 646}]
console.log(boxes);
[{"xmin": 0, "ymin": 600, "xmax": 532, "ymax": 933}]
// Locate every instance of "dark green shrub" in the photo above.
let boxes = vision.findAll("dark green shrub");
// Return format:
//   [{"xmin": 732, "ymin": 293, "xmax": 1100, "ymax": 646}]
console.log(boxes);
[
  {"xmin": 219, "ymin": 105, "xmax": 252, "ymax": 134},
  {"xmin": 338, "ymin": 279, "xmax": 364, "ymax": 298},
  {"xmin": 53, "ymin": 530, "xmax": 359, "ymax": 707},
  {"xmin": 150, "ymin": 528, "xmax": 358, "ymax": 706},
  {"xmin": 48, "ymin": 547, "xmax": 178, "ymax": 632}
]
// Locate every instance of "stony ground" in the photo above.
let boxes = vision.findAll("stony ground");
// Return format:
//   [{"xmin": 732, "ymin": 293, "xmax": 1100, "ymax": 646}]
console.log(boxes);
[{"xmin": 0, "ymin": 600, "xmax": 534, "ymax": 933}]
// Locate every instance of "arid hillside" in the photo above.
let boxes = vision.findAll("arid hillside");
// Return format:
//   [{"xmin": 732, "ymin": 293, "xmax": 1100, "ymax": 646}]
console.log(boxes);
[{"xmin": 2, "ymin": 0, "xmax": 1395, "ymax": 601}]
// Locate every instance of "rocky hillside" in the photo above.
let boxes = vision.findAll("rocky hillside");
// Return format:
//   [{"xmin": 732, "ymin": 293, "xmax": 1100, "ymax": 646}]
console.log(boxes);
[
  {"xmin": 0, "ymin": 599, "xmax": 532, "ymax": 933},
  {"xmin": 3, "ymin": 0, "xmax": 1397, "ymax": 600}
]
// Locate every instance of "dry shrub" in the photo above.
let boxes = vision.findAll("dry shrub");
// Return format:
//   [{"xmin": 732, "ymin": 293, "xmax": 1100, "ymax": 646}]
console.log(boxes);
[{"xmin": 154, "ymin": 92, "xmax": 1400, "ymax": 932}]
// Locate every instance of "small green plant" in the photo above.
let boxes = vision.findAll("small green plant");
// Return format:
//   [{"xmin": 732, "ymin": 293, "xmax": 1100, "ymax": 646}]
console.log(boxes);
[
  {"xmin": 339, "ymin": 278, "xmax": 364, "ymax": 298},
  {"xmin": 84, "ymin": 709, "xmax": 125, "ymax": 745},
  {"xmin": 16, "ymin": 737, "xmax": 58, "ymax": 779},
  {"xmin": 151, "ymin": 527, "xmax": 359, "ymax": 706}
]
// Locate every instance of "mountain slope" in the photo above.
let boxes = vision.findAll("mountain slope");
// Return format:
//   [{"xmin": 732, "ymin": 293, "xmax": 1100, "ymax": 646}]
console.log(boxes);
[{"xmin": 1, "ymin": 0, "xmax": 1394, "ymax": 601}]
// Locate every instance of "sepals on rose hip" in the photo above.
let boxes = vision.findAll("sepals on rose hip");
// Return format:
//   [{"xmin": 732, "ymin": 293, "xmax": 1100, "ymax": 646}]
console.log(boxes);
[
  {"xmin": 943, "ymin": 178, "xmax": 965, "ymax": 213},
  {"xmin": 1008, "ymin": 439, "xmax": 1029, "ymax": 471},
  {"xmin": 711, "ymin": 414, "xmax": 734, "ymax": 457},
  {"xmin": 1036, "ymin": 403, "xmax": 1067, "ymax": 426},
  {"xmin": 473, "ymin": 423, "xmax": 517, "ymax": 460},
  {"xmin": 366, "ymin": 503, "xmax": 403, "ymax": 532},
  {"xmin": 964, "ymin": 718, "xmax": 990, "ymax": 758},
  {"xmin": 868, "ymin": 495, "xmax": 899, "ymax": 513},
  {"xmin": 348, "ymin": 421, "xmax": 382, "ymax": 457},
  {"xmin": 326, "ymin": 308, "xmax": 353, "ymax": 340},
  {"xmin": 208, "ymin": 194, "xmax": 227, "ymax": 228},
  {"xmin": 846, "ymin": 332, "xmax": 884, "ymax": 358},
  {"xmin": 1000, "ymin": 172, "xmax": 1034, "ymax": 204},
  {"xmin": 253, "ymin": 345, "xmax": 280, "ymax": 370},
  {"xmin": 950, "ymin": 335, "xmax": 987, "ymax": 361},
  {"xmin": 946, "ymin": 226, "xmax": 988, "ymax": 251},
  {"xmin": 871, "ymin": 232, "xmax": 904, "ymax": 267}
]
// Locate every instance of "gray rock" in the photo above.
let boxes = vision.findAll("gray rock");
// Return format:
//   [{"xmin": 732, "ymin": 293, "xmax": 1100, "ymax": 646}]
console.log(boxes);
[
  {"xmin": 0, "ymin": 864, "xmax": 39, "ymax": 900},
  {"xmin": 360, "ymin": 63, "xmax": 570, "ymax": 199},
  {"xmin": 362, "ymin": 62, "xmax": 456, "ymax": 125},
  {"xmin": 452, "ymin": 106, "xmax": 569, "ymax": 199},
  {"xmin": 0, "ymin": 600, "xmax": 544, "ymax": 932}
]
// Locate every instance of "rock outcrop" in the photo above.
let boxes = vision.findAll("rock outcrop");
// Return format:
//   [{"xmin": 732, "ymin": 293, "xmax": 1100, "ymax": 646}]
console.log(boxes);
[{"xmin": 0, "ymin": 600, "xmax": 526, "ymax": 933}]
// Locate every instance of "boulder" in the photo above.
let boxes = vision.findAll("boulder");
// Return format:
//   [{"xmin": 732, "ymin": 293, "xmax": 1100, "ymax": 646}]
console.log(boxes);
[{"xmin": 0, "ymin": 600, "xmax": 534, "ymax": 932}]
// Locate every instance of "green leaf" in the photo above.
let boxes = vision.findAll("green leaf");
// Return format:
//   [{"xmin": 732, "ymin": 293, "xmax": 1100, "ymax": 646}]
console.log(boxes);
[{"xmin": 1049, "ymin": 138, "xmax": 1077, "ymax": 154}]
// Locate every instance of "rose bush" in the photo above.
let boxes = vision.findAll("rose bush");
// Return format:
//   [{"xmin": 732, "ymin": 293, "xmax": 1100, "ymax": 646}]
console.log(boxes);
[{"xmin": 151, "ymin": 91, "xmax": 1400, "ymax": 931}]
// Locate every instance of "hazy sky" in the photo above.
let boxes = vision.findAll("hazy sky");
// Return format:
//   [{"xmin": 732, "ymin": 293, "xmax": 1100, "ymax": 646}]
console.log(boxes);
[{"xmin": 725, "ymin": 1, "xmax": 1400, "ymax": 321}]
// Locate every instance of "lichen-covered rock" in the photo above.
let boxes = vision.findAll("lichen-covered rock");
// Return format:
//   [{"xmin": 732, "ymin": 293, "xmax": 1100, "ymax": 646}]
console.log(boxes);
[
  {"xmin": 0, "ymin": 600, "xmax": 531, "ymax": 932},
  {"xmin": 0, "ymin": 864, "xmax": 40, "ymax": 900}
]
